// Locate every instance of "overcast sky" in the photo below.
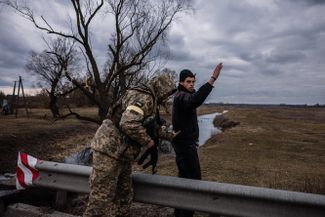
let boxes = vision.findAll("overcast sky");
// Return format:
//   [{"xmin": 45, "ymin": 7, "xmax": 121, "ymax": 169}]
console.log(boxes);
[{"xmin": 1, "ymin": 0, "xmax": 325, "ymax": 104}]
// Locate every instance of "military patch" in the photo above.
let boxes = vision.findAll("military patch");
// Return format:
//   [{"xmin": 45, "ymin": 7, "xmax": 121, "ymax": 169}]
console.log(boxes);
[{"xmin": 135, "ymin": 101, "xmax": 144, "ymax": 108}]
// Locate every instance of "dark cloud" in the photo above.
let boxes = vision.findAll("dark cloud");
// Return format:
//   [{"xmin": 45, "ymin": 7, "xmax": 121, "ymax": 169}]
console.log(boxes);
[
  {"xmin": 166, "ymin": 33, "xmax": 191, "ymax": 61},
  {"xmin": 0, "ymin": 79, "xmax": 12, "ymax": 86},
  {"xmin": 1, "ymin": 0, "xmax": 325, "ymax": 103},
  {"xmin": 170, "ymin": 49, "xmax": 193, "ymax": 61},
  {"xmin": 0, "ymin": 18, "xmax": 30, "ymax": 69},
  {"xmin": 290, "ymin": 0, "xmax": 325, "ymax": 6},
  {"xmin": 259, "ymin": 67, "xmax": 284, "ymax": 76},
  {"xmin": 264, "ymin": 49, "xmax": 306, "ymax": 64}
]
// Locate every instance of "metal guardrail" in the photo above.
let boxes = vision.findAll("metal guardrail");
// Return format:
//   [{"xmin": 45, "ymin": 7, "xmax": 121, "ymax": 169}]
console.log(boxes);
[
  {"xmin": 34, "ymin": 160, "xmax": 91, "ymax": 193},
  {"xmin": 33, "ymin": 160, "xmax": 325, "ymax": 217}
]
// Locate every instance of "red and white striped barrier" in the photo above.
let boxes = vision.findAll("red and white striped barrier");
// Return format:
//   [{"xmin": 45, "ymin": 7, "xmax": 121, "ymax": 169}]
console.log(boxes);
[{"xmin": 16, "ymin": 152, "xmax": 40, "ymax": 190}]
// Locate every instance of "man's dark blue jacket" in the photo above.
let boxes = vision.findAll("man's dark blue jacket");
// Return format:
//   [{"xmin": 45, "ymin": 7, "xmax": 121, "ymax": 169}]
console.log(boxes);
[{"xmin": 172, "ymin": 82, "xmax": 213, "ymax": 146}]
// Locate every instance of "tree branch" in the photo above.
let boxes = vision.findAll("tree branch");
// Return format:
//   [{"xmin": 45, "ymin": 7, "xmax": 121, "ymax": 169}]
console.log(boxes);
[{"xmin": 56, "ymin": 105, "xmax": 101, "ymax": 125}]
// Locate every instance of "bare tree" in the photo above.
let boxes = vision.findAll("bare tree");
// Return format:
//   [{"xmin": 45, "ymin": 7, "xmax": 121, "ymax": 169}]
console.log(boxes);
[
  {"xmin": 26, "ymin": 38, "xmax": 79, "ymax": 118},
  {"xmin": 4, "ymin": 0, "xmax": 191, "ymax": 123}
]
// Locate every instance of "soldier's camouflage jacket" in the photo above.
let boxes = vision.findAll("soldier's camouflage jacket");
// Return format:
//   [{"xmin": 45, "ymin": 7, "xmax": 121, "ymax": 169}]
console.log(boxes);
[{"xmin": 91, "ymin": 73, "xmax": 176, "ymax": 162}]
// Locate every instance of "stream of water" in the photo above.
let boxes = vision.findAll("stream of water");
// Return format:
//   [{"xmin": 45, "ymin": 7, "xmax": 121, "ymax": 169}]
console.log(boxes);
[{"xmin": 197, "ymin": 112, "xmax": 223, "ymax": 146}]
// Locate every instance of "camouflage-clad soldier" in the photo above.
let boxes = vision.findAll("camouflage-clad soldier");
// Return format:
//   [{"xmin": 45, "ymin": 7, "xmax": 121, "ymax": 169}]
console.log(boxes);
[{"xmin": 83, "ymin": 73, "xmax": 177, "ymax": 217}]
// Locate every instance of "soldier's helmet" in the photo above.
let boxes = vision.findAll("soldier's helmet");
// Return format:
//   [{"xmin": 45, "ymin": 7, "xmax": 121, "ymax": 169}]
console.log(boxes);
[{"xmin": 149, "ymin": 72, "xmax": 177, "ymax": 103}]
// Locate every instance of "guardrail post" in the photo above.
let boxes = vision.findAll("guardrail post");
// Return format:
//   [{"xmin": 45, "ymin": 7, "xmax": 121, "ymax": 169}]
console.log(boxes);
[
  {"xmin": 0, "ymin": 190, "xmax": 20, "ymax": 215},
  {"xmin": 55, "ymin": 190, "xmax": 68, "ymax": 210}
]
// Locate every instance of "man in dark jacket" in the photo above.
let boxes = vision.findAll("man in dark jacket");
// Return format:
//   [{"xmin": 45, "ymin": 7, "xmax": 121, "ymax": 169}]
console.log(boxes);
[{"xmin": 172, "ymin": 63, "xmax": 223, "ymax": 217}]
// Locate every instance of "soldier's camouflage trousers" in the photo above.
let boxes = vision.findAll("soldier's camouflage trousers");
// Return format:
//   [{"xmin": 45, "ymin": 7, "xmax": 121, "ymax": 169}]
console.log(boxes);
[{"xmin": 83, "ymin": 150, "xmax": 132, "ymax": 217}]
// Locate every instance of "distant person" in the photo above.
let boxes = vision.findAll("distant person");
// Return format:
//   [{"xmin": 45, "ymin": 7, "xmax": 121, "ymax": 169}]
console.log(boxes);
[
  {"xmin": 2, "ymin": 97, "xmax": 10, "ymax": 115},
  {"xmin": 83, "ymin": 73, "xmax": 179, "ymax": 217},
  {"xmin": 172, "ymin": 63, "xmax": 223, "ymax": 217}
]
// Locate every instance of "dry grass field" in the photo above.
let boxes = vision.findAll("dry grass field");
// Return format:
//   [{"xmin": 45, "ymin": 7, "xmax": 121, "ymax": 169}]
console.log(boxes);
[
  {"xmin": 1, "ymin": 105, "xmax": 324, "ymax": 194},
  {"xmin": 1, "ymin": 105, "xmax": 325, "ymax": 216},
  {"xmin": 0, "ymin": 107, "xmax": 98, "ymax": 173},
  {"xmin": 158, "ymin": 105, "xmax": 325, "ymax": 195}
]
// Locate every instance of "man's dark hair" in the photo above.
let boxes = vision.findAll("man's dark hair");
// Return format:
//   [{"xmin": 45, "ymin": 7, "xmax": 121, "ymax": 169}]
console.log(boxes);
[{"xmin": 179, "ymin": 69, "xmax": 195, "ymax": 82}]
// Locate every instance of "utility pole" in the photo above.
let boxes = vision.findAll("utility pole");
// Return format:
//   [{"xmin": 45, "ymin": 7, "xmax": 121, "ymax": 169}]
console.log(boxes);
[
  {"xmin": 10, "ymin": 81, "xmax": 17, "ymax": 114},
  {"xmin": 12, "ymin": 76, "xmax": 29, "ymax": 118}
]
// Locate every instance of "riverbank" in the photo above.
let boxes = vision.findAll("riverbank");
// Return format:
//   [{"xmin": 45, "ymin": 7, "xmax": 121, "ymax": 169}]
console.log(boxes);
[{"xmin": 157, "ymin": 105, "xmax": 325, "ymax": 195}]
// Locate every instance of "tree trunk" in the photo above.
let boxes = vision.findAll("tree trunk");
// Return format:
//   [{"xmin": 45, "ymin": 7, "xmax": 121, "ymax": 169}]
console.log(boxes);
[
  {"xmin": 97, "ymin": 90, "xmax": 111, "ymax": 122},
  {"xmin": 49, "ymin": 93, "xmax": 60, "ymax": 118}
]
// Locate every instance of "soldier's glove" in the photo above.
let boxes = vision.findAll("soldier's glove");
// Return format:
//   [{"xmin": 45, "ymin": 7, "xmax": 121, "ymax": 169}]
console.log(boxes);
[{"xmin": 137, "ymin": 146, "xmax": 158, "ymax": 174}]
